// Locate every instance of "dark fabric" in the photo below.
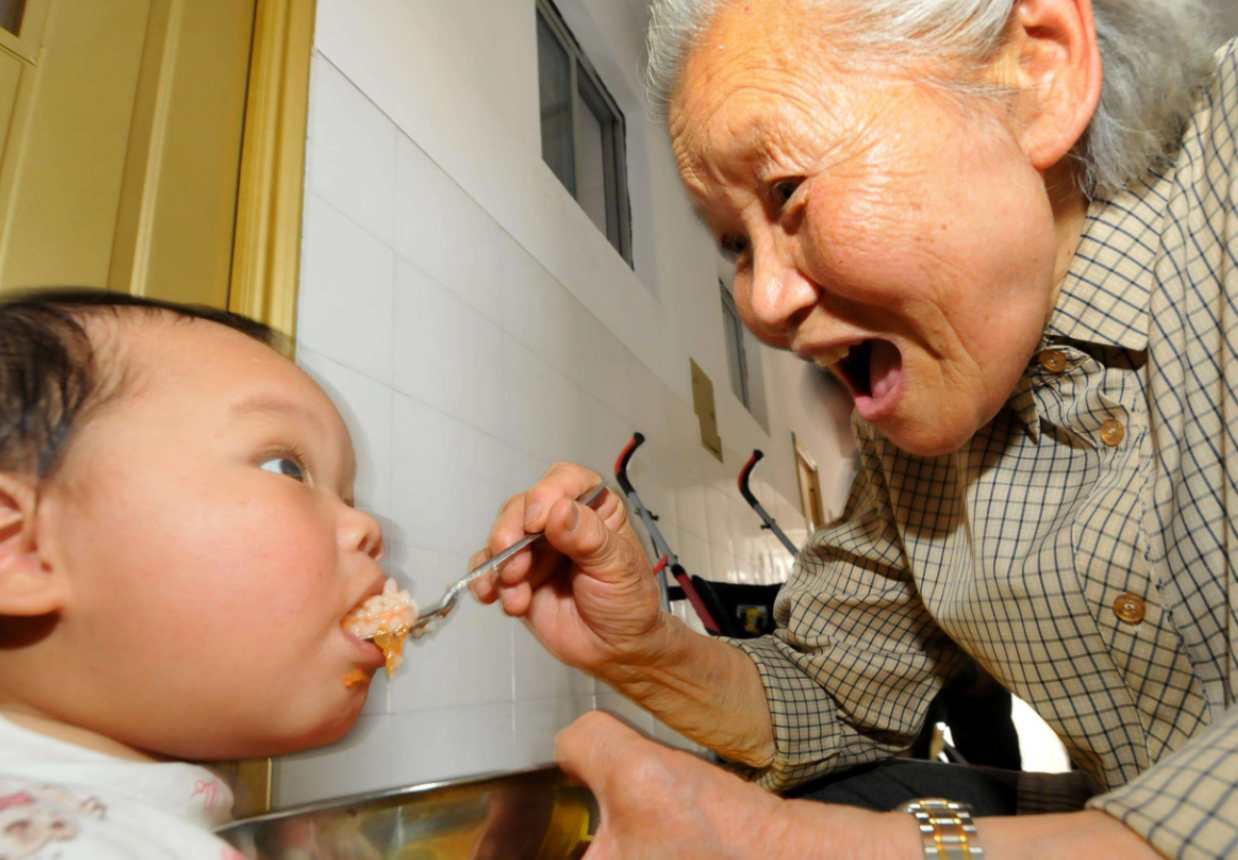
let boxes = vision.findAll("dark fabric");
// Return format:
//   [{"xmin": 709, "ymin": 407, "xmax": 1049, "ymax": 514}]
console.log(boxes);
[
  {"xmin": 785, "ymin": 759, "xmax": 1020, "ymax": 817},
  {"xmin": 910, "ymin": 661, "xmax": 1022, "ymax": 771},
  {"xmin": 942, "ymin": 681, "xmax": 1021, "ymax": 771}
]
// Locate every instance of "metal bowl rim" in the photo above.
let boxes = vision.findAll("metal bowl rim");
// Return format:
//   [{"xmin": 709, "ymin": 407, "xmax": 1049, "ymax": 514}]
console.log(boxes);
[{"xmin": 217, "ymin": 765, "xmax": 565, "ymax": 833}]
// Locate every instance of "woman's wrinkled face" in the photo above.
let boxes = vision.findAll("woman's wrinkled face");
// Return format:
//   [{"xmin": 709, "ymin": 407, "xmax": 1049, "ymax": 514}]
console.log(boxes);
[
  {"xmin": 33, "ymin": 318, "xmax": 389, "ymax": 760},
  {"xmin": 671, "ymin": 4, "xmax": 1062, "ymax": 455}
]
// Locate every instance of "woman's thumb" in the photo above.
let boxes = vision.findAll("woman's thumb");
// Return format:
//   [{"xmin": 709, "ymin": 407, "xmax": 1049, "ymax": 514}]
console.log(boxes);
[{"xmin": 543, "ymin": 496, "xmax": 639, "ymax": 583}]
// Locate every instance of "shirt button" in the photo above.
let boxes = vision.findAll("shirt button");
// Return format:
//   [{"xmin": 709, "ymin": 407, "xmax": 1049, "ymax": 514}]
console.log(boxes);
[
  {"xmin": 1113, "ymin": 593, "xmax": 1146, "ymax": 625},
  {"xmin": 1038, "ymin": 349, "xmax": 1068, "ymax": 373},
  {"xmin": 1100, "ymin": 419, "xmax": 1126, "ymax": 447}
]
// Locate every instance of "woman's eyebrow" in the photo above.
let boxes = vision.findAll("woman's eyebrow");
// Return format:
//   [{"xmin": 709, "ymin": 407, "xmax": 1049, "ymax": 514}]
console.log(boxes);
[{"xmin": 230, "ymin": 395, "xmax": 325, "ymax": 431}]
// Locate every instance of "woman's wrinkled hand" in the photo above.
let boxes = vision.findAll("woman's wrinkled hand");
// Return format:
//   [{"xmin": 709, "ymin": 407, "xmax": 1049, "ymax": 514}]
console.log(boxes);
[
  {"xmin": 554, "ymin": 711, "xmax": 916, "ymax": 860},
  {"xmin": 470, "ymin": 462, "xmax": 667, "ymax": 675}
]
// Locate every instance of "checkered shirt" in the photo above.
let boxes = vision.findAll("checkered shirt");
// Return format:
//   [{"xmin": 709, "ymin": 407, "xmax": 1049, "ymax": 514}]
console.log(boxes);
[{"xmin": 735, "ymin": 41, "xmax": 1238, "ymax": 860}]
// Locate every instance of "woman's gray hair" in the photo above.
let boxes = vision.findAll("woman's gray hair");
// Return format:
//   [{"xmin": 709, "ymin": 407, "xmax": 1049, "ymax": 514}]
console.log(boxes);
[{"xmin": 646, "ymin": 0, "xmax": 1219, "ymax": 196}]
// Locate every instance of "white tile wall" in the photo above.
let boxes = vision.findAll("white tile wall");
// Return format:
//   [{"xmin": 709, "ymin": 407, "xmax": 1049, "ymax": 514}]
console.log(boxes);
[
  {"xmin": 308, "ymin": 59, "xmax": 396, "ymax": 243},
  {"xmin": 278, "ymin": 49, "xmax": 837, "ymax": 808},
  {"xmin": 394, "ymin": 135, "xmax": 504, "ymax": 327},
  {"xmin": 297, "ymin": 195, "xmax": 394, "ymax": 384},
  {"xmin": 393, "ymin": 259, "xmax": 506, "ymax": 437}
]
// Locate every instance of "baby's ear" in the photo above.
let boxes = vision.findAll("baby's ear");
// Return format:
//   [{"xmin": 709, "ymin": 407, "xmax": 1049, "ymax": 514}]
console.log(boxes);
[{"xmin": 0, "ymin": 473, "xmax": 69, "ymax": 616}]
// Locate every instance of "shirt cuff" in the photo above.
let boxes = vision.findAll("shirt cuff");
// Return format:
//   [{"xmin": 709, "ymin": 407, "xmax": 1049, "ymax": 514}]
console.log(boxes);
[
  {"xmin": 728, "ymin": 634, "xmax": 880, "ymax": 793},
  {"xmin": 1086, "ymin": 705, "xmax": 1238, "ymax": 859}
]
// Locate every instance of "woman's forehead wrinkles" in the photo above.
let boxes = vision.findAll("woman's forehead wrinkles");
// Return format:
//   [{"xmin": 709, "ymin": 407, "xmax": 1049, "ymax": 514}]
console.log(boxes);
[{"xmin": 679, "ymin": 84, "xmax": 848, "ymax": 194}]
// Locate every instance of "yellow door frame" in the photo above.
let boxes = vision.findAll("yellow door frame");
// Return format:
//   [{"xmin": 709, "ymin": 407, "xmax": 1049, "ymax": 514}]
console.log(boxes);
[
  {"xmin": 229, "ymin": 0, "xmax": 315, "ymax": 355},
  {"xmin": 225, "ymin": 0, "xmax": 315, "ymax": 815}
]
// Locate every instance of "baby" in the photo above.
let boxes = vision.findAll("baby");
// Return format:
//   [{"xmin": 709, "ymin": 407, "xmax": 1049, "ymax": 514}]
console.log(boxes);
[{"xmin": 0, "ymin": 289, "xmax": 408, "ymax": 858}]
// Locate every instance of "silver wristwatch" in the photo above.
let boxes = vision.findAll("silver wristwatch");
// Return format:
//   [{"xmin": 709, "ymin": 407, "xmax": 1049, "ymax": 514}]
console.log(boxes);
[{"xmin": 899, "ymin": 798, "xmax": 985, "ymax": 859}]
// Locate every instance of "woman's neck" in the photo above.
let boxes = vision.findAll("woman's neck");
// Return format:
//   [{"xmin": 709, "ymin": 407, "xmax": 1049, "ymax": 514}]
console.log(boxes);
[{"xmin": 1047, "ymin": 161, "xmax": 1091, "ymax": 311}]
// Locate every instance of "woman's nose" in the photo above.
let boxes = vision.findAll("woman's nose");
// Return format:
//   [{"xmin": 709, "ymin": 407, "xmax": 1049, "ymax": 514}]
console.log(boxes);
[{"xmin": 743, "ymin": 247, "xmax": 819, "ymax": 343}]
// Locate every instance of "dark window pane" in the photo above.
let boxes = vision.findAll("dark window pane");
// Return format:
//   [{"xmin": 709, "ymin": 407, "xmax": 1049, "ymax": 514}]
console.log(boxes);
[
  {"xmin": 0, "ymin": 0, "xmax": 25, "ymax": 35},
  {"xmin": 536, "ymin": 0, "xmax": 632, "ymax": 266},
  {"xmin": 537, "ymin": 13, "xmax": 575, "ymax": 195},
  {"xmin": 575, "ymin": 85, "xmax": 608, "ymax": 236},
  {"xmin": 721, "ymin": 286, "xmax": 748, "ymax": 406}
]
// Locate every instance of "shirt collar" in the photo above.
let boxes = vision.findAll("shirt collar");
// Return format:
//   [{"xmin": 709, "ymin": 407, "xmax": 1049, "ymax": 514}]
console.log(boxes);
[
  {"xmin": 1005, "ymin": 169, "xmax": 1170, "ymax": 437},
  {"xmin": 1043, "ymin": 169, "xmax": 1172, "ymax": 351}
]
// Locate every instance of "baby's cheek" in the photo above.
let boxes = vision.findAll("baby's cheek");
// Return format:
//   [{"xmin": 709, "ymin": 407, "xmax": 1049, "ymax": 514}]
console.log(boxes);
[{"xmin": 212, "ymin": 506, "xmax": 341, "ymax": 610}]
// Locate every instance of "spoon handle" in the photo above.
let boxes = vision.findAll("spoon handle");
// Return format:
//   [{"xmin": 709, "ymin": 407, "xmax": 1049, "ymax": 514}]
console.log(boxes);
[
  {"xmin": 409, "ymin": 483, "xmax": 611, "ymax": 639},
  {"xmin": 465, "ymin": 482, "xmax": 609, "ymax": 584}
]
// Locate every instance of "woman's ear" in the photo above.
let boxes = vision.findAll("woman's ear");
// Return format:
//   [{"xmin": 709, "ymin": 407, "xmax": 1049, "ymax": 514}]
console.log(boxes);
[
  {"xmin": 997, "ymin": 0, "xmax": 1103, "ymax": 173},
  {"xmin": 0, "ymin": 473, "xmax": 70, "ymax": 616}
]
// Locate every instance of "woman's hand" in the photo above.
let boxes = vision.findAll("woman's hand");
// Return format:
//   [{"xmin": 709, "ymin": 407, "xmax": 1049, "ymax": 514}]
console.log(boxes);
[
  {"xmin": 471, "ymin": 462, "xmax": 668, "ymax": 675},
  {"xmin": 555, "ymin": 711, "xmax": 918, "ymax": 860},
  {"xmin": 554, "ymin": 712, "xmax": 1165, "ymax": 860}
]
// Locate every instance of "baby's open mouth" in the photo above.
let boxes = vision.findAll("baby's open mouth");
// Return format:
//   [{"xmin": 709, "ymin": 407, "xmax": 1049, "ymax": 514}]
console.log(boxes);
[
  {"xmin": 342, "ymin": 580, "xmax": 418, "ymax": 680},
  {"xmin": 828, "ymin": 339, "xmax": 904, "ymax": 419}
]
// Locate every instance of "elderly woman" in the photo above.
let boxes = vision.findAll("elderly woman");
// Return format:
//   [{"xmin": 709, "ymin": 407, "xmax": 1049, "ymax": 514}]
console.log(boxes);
[{"xmin": 476, "ymin": 0, "xmax": 1235, "ymax": 857}]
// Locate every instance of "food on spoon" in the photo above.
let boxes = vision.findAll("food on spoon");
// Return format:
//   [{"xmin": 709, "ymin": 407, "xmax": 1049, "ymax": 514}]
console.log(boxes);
[{"xmin": 342, "ymin": 579, "xmax": 417, "ymax": 677}]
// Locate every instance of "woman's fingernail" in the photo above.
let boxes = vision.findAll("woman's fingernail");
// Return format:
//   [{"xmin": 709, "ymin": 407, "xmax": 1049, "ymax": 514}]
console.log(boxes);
[
  {"xmin": 565, "ymin": 501, "xmax": 581, "ymax": 532},
  {"xmin": 524, "ymin": 503, "xmax": 544, "ymax": 527},
  {"xmin": 470, "ymin": 549, "xmax": 487, "ymax": 568}
]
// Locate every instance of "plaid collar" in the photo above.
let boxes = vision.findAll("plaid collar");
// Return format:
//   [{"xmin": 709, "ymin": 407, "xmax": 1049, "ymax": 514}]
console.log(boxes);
[
  {"xmin": 1004, "ymin": 169, "xmax": 1172, "ymax": 439},
  {"xmin": 1045, "ymin": 169, "xmax": 1172, "ymax": 351}
]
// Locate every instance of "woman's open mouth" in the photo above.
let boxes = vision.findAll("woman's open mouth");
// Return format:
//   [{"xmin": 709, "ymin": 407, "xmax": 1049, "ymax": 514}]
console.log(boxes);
[{"xmin": 828, "ymin": 339, "xmax": 905, "ymax": 421}]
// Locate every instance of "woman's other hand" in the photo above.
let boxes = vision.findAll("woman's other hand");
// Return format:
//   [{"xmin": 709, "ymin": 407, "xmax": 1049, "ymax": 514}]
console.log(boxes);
[
  {"xmin": 554, "ymin": 711, "xmax": 916, "ymax": 860},
  {"xmin": 554, "ymin": 712, "xmax": 1163, "ymax": 860}
]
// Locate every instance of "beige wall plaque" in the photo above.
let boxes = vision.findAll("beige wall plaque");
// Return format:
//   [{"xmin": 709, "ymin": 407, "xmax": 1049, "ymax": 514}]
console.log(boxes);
[{"xmin": 690, "ymin": 358, "xmax": 723, "ymax": 462}]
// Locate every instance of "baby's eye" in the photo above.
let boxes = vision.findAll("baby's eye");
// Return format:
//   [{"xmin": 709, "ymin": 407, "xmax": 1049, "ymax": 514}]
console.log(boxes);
[{"xmin": 260, "ymin": 456, "xmax": 306, "ymax": 482}]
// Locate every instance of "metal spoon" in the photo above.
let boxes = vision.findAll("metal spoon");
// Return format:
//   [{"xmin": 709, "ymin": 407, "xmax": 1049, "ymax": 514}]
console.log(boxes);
[{"xmin": 406, "ymin": 482, "xmax": 610, "ymax": 638}]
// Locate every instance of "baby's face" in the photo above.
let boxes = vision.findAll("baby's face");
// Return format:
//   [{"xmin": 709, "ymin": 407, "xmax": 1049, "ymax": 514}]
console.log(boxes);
[{"xmin": 33, "ymin": 318, "xmax": 388, "ymax": 760}]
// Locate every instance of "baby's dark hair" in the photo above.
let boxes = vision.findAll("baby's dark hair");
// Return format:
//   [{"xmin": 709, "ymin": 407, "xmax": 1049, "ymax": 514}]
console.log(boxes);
[{"xmin": 1, "ymin": 288, "xmax": 279, "ymax": 478}]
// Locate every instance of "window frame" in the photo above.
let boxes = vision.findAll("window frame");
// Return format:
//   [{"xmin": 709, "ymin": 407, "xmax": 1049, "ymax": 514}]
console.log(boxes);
[{"xmin": 535, "ymin": 0, "xmax": 633, "ymax": 265}]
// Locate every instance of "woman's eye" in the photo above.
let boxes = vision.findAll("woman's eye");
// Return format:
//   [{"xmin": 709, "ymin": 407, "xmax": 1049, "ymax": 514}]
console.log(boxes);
[
  {"xmin": 260, "ymin": 456, "xmax": 306, "ymax": 482},
  {"xmin": 772, "ymin": 177, "xmax": 804, "ymax": 207},
  {"xmin": 720, "ymin": 235, "xmax": 750, "ymax": 258}
]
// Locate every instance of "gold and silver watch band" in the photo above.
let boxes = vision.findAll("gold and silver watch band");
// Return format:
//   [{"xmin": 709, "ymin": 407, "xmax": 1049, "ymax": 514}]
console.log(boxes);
[{"xmin": 899, "ymin": 798, "xmax": 985, "ymax": 859}]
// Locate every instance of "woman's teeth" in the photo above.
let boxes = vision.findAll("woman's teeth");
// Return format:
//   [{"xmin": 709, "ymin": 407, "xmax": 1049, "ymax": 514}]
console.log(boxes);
[{"xmin": 813, "ymin": 345, "xmax": 851, "ymax": 369}]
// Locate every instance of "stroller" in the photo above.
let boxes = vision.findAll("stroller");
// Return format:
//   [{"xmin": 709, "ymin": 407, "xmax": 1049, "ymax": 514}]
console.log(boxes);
[{"xmin": 614, "ymin": 433, "xmax": 782, "ymax": 639}]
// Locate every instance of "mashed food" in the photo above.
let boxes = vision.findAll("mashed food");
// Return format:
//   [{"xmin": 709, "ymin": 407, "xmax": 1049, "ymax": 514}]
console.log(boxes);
[
  {"xmin": 342, "ymin": 669, "xmax": 370, "ymax": 689},
  {"xmin": 342, "ymin": 580, "xmax": 417, "ymax": 677}
]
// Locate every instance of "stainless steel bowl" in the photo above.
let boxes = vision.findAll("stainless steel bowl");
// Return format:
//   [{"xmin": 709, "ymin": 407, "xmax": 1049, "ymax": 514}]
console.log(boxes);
[{"xmin": 218, "ymin": 766, "xmax": 597, "ymax": 860}]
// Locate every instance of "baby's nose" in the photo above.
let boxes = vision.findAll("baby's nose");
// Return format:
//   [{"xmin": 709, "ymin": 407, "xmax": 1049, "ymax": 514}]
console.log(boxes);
[{"xmin": 342, "ymin": 508, "xmax": 384, "ymax": 562}]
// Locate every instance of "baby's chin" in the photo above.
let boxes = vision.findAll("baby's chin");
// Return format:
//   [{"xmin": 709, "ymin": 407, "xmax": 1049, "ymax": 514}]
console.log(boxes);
[
  {"xmin": 153, "ymin": 688, "xmax": 370, "ymax": 761},
  {"xmin": 257, "ymin": 694, "xmax": 369, "ymax": 758}
]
